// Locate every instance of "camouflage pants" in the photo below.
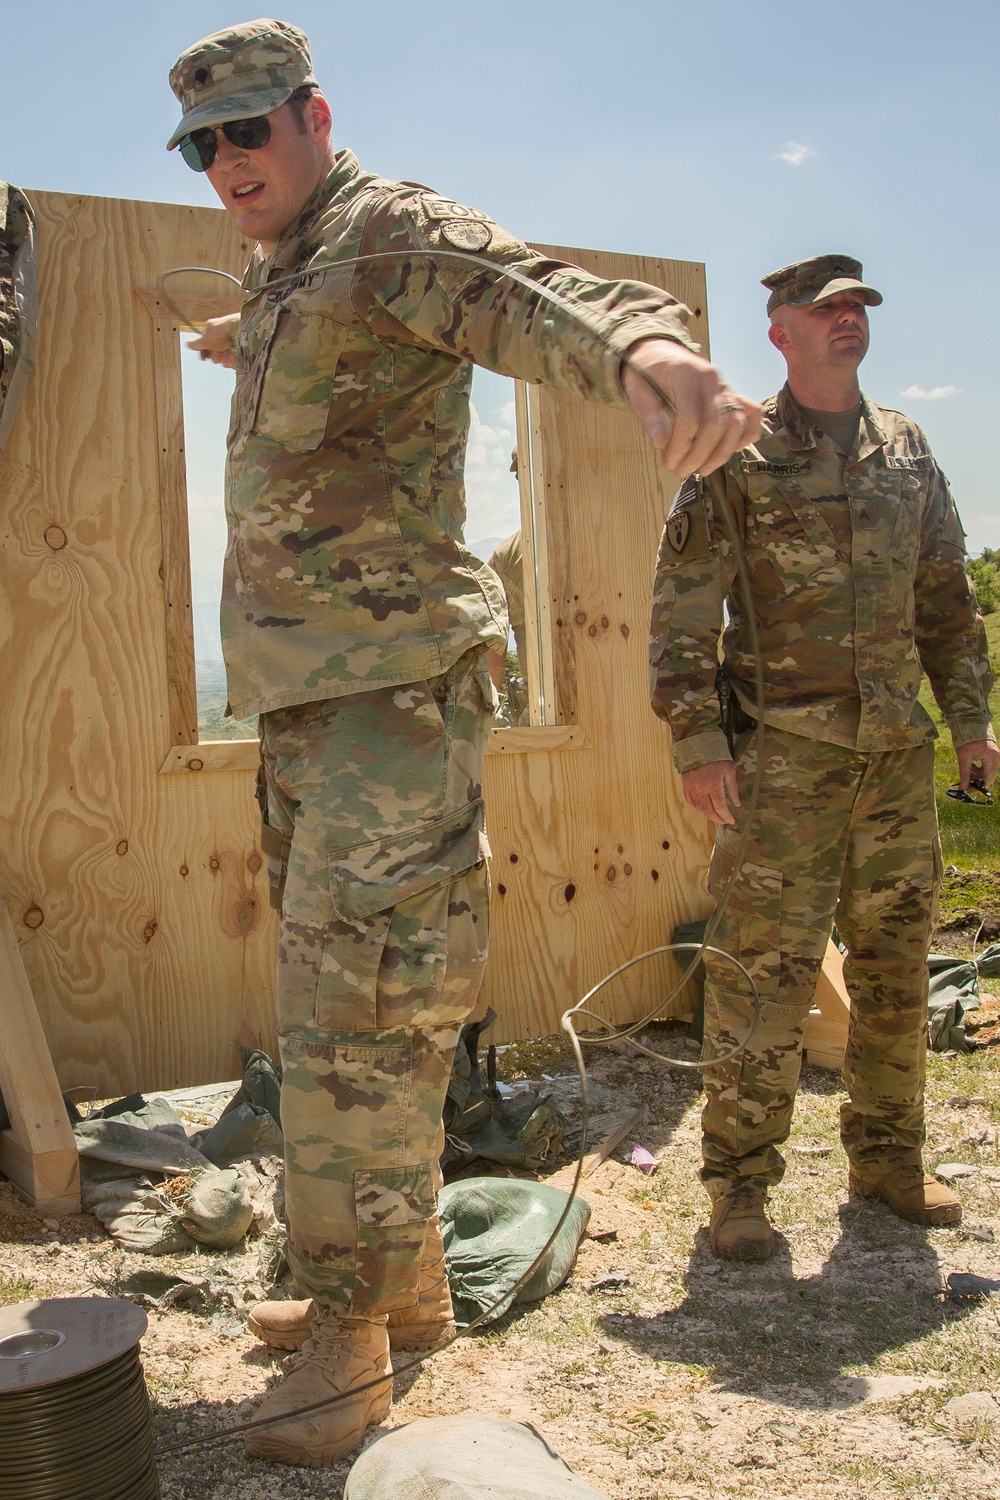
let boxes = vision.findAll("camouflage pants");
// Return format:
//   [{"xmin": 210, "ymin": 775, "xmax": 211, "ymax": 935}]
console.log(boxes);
[
  {"xmin": 701, "ymin": 725, "xmax": 940, "ymax": 1199},
  {"xmin": 259, "ymin": 649, "xmax": 495, "ymax": 1314}
]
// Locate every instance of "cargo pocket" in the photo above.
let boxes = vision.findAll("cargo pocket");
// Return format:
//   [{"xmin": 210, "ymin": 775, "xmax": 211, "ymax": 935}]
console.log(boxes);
[
  {"xmin": 315, "ymin": 802, "xmax": 487, "ymax": 1032},
  {"xmin": 330, "ymin": 802, "xmax": 486, "ymax": 923},
  {"xmin": 252, "ymin": 310, "xmax": 347, "ymax": 452},
  {"xmin": 352, "ymin": 1163, "xmax": 436, "ymax": 1314}
]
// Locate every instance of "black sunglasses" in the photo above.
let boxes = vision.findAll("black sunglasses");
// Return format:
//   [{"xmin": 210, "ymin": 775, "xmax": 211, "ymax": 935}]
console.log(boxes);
[{"xmin": 179, "ymin": 115, "xmax": 271, "ymax": 172}]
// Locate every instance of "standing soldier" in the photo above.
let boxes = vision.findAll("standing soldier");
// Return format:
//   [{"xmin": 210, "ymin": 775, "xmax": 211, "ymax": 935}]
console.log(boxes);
[
  {"xmin": 650, "ymin": 254, "xmax": 997, "ymax": 1261},
  {"xmin": 165, "ymin": 18, "xmax": 760, "ymax": 1466}
]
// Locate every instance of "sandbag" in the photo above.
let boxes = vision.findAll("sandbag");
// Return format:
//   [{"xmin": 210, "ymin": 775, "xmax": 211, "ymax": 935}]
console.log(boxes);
[
  {"xmin": 345, "ymin": 1413, "xmax": 612, "ymax": 1499},
  {"xmin": 440, "ymin": 1177, "xmax": 590, "ymax": 1326}
]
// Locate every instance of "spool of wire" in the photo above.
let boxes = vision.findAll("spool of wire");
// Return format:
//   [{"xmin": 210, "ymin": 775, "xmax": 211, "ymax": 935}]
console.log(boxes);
[{"xmin": 0, "ymin": 1297, "xmax": 159, "ymax": 1500}]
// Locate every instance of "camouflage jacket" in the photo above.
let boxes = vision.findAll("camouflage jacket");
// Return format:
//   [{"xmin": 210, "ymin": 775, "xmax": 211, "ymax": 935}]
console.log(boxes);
[
  {"xmin": 224, "ymin": 149, "xmax": 696, "ymax": 717},
  {"xmin": 0, "ymin": 184, "xmax": 36, "ymax": 456},
  {"xmin": 649, "ymin": 386, "xmax": 994, "ymax": 773}
]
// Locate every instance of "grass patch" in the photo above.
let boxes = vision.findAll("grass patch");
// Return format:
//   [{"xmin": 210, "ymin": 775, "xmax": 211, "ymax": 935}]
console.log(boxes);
[
  {"xmin": 0, "ymin": 1271, "xmax": 37, "ymax": 1306},
  {"xmin": 920, "ymin": 609, "xmax": 1000, "ymax": 881}
]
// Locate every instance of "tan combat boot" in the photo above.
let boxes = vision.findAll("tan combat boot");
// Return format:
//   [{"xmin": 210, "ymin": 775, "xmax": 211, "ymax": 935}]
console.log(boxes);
[
  {"xmin": 386, "ymin": 1219, "xmax": 457, "ymax": 1352},
  {"xmin": 849, "ymin": 1163, "xmax": 962, "ymax": 1226},
  {"xmin": 248, "ymin": 1220, "xmax": 456, "ymax": 1354},
  {"xmin": 708, "ymin": 1185, "xmax": 775, "ymax": 1261},
  {"xmin": 244, "ymin": 1310, "xmax": 392, "ymax": 1467}
]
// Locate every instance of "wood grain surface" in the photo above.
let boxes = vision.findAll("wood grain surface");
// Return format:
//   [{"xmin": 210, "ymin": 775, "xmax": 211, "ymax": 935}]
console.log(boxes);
[
  {"xmin": 0, "ymin": 191, "xmax": 275, "ymax": 1096},
  {"xmin": 0, "ymin": 199, "xmax": 715, "ymax": 1092},
  {"xmin": 477, "ymin": 246, "xmax": 715, "ymax": 1041}
]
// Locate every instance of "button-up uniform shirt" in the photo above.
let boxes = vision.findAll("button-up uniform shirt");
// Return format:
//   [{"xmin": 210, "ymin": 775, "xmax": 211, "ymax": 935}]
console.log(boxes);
[
  {"xmin": 649, "ymin": 386, "xmax": 994, "ymax": 773},
  {"xmin": 223, "ymin": 149, "xmax": 698, "ymax": 718}
]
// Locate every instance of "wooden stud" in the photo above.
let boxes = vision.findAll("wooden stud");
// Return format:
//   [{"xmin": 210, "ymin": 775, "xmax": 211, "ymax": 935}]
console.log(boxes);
[{"xmin": 0, "ymin": 888, "xmax": 80, "ymax": 1216}]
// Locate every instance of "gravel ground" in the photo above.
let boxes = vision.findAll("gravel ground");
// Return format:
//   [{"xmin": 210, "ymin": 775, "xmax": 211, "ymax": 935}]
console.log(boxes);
[{"xmin": 4, "ymin": 992, "xmax": 1000, "ymax": 1498}]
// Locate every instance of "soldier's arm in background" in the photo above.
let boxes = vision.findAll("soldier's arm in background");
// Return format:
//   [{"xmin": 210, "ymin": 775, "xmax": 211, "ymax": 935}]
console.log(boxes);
[
  {"xmin": 351, "ymin": 193, "xmax": 760, "ymax": 477},
  {"xmin": 914, "ymin": 457, "xmax": 998, "ymax": 789},
  {"xmin": 649, "ymin": 468, "xmax": 743, "ymax": 825}
]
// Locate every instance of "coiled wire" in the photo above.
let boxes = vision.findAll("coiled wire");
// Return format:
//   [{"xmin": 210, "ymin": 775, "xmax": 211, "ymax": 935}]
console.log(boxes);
[{"xmin": 0, "ymin": 1344, "xmax": 159, "ymax": 1500}]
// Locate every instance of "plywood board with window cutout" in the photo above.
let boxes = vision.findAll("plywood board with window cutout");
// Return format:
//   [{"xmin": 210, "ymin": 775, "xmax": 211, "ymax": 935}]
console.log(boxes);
[{"xmin": 0, "ymin": 192, "xmax": 714, "ymax": 1095}]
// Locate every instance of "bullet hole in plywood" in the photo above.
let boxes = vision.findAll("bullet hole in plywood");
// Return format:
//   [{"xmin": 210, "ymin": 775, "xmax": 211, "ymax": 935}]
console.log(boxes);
[
  {"xmin": 23, "ymin": 905, "xmax": 44, "ymax": 930},
  {"xmin": 662, "ymin": 840, "xmax": 670, "ymax": 850},
  {"xmin": 497, "ymin": 883, "xmax": 507, "ymax": 896},
  {"xmin": 509, "ymin": 853, "xmax": 519, "ymax": 864},
  {"xmin": 651, "ymin": 869, "xmax": 660, "ymax": 881}
]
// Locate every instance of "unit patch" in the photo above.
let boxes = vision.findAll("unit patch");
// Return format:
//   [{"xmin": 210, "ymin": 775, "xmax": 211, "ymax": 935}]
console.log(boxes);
[
  {"xmin": 666, "ymin": 509, "xmax": 691, "ymax": 554},
  {"xmin": 441, "ymin": 219, "xmax": 492, "ymax": 252},
  {"xmin": 420, "ymin": 196, "xmax": 493, "ymax": 224}
]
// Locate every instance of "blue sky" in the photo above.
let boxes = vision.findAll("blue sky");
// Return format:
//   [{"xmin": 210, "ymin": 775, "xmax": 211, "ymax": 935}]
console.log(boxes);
[{"xmin": 3, "ymin": 0, "xmax": 996, "ymax": 636}]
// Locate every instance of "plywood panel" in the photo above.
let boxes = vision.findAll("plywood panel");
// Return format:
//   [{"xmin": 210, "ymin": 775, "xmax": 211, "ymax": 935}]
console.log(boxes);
[
  {"xmin": 0, "ymin": 191, "xmax": 277, "ymax": 1097},
  {"xmin": 479, "ymin": 247, "xmax": 715, "ymax": 1040},
  {"xmin": 0, "ymin": 199, "xmax": 714, "ymax": 1092}
]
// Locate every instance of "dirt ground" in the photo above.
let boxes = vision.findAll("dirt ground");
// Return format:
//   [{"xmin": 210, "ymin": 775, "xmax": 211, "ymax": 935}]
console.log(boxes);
[{"xmin": 4, "ymin": 969, "xmax": 1000, "ymax": 1499}]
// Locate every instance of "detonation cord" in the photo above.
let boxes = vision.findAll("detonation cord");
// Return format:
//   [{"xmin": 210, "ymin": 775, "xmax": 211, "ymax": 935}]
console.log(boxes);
[{"xmin": 152, "ymin": 249, "xmax": 767, "ymax": 1458}]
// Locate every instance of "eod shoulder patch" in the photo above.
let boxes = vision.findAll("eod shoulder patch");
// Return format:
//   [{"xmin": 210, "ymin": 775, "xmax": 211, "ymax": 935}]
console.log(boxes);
[{"xmin": 658, "ymin": 475, "xmax": 714, "ymax": 567}]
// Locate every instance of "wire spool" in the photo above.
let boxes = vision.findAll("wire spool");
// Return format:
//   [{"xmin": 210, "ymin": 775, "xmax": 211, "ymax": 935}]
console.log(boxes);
[{"xmin": 0, "ymin": 1297, "xmax": 159, "ymax": 1500}]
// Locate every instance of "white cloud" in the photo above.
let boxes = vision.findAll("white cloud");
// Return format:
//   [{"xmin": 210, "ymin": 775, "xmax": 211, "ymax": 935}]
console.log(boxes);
[
  {"xmin": 776, "ymin": 141, "xmax": 818, "ymax": 166},
  {"xmin": 464, "ymin": 400, "xmax": 521, "ymax": 555},
  {"xmin": 900, "ymin": 384, "xmax": 962, "ymax": 401}
]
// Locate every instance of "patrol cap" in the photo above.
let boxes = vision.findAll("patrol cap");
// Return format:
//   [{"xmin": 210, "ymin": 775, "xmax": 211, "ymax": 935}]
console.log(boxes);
[
  {"xmin": 762, "ymin": 254, "xmax": 883, "ymax": 317},
  {"xmin": 166, "ymin": 18, "xmax": 318, "ymax": 151}
]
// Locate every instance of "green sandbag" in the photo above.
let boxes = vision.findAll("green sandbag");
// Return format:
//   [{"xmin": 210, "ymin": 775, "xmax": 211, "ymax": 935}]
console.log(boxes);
[
  {"xmin": 345, "ymin": 1413, "xmax": 612, "ymax": 1499},
  {"xmin": 440, "ymin": 1177, "xmax": 590, "ymax": 1326}
]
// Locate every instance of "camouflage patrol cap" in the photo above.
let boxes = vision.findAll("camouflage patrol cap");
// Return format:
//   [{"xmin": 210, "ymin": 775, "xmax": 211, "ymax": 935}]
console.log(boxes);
[
  {"xmin": 166, "ymin": 18, "xmax": 317, "ymax": 151},
  {"xmin": 762, "ymin": 254, "xmax": 883, "ymax": 316}
]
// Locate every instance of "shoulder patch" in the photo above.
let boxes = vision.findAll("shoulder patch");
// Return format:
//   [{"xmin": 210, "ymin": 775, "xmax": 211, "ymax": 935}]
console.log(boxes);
[
  {"xmin": 420, "ymin": 195, "xmax": 494, "ymax": 224},
  {"xmin": 441, "ymin": 219, "xmax": 492, "ymax": 252},
  {"xmin": 666, "ymin": 508, "xmax": 691, "ymax": 554},
  {"xmin": 741, "ymin": 458, "xmax": 812, "ymax": 476}
]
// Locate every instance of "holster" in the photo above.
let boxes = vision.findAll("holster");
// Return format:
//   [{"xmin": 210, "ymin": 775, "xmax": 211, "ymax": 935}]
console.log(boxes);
[{"xmin": 716, "ymin": 668, "xmax": 756, "ymax": 758}]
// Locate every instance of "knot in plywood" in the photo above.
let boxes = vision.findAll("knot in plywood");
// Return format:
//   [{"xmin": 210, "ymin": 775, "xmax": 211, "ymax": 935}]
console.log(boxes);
[
  {"xmin": 210, "ymin": 849, "xmax": 264, "ymax": 941},
  {"xmin": 22, "ymin": 905, "xmax": 44, "ymax": 930}
]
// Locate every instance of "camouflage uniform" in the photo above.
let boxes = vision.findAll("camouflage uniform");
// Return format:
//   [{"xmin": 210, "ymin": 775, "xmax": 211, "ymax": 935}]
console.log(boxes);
[
  {"xmin": 650, "ymin": 384, "xmax": 995, "ymax": 1198},
  {"xmin": 172, "ymin": 36, "xmax": 699, "ymax": 1312},
  {"xmin": 0, "ymin": 183, "xmax": 36, "ymax": 456}
]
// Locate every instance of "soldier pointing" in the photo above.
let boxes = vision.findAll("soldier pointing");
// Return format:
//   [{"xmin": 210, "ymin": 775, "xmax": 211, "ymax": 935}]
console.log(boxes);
[
  {"xmin": 165, "ymin": 17, "xmax": 760, "ymax": 1467},
  {"xmin": 650, "ymin": 253, "xmax": 997, "ymax": 1260}
]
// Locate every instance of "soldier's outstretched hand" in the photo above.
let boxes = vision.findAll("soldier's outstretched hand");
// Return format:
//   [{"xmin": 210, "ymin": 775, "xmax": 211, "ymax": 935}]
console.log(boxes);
[
  {"xmin": 188, "ymin": 313, "xmax": 240, "ymax": 370},
  {"xmin": 623, "ymin": 338, "xmax": 761, "ymax": 478}
]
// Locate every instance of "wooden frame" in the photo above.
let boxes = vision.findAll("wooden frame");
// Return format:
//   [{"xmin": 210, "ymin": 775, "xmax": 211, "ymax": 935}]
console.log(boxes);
[{"xmin": 0, "ymin": 190, "xmax": 718, "ymax": 1093}]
